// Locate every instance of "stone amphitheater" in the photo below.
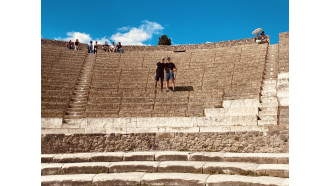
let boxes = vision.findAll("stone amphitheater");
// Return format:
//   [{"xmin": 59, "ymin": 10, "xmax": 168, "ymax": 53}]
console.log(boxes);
[{"xmin": 41, "ymin": 32, "xmax": 289, "ymax": 186}]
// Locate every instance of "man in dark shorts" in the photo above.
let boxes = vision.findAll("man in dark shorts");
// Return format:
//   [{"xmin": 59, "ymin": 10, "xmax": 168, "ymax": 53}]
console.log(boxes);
[
  {"xmin": 165, "ymin": 57, "xmax": 177, "ymax": 92},
  {"xmin": 154, "ymin": 57, "xmax": 166, "ymax": 93}
]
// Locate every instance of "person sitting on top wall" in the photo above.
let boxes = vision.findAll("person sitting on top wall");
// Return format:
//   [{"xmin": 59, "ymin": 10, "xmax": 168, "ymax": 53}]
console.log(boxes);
[
  {"xmin": 260, "ymin": 31, "xmax": 269, "ymax": 44},
  {"xmin": 110, "ymin": 42, "xmax": 116, "ymax": 52},
  {"xmin": 255, "ymin": 33, "xmax": 261, "ymax": 44},
  {"xmin": 116, "ymin": 42, "xmax": 123, "ymax": 53},
  {"xmin": 103, "ymin": 41, "xmax": 110, "ymax": 52},
  {"xmin": 67, "ymin": 40, "xmax": 73, "ymax": 49}
]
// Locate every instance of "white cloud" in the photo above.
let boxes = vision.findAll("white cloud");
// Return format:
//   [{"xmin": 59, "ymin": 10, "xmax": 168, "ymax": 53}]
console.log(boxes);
[
  {"xmin": 54, "ymin": 20, "xmax": 164, "ymax": 46},
  {"xmin": 54, "ymin": 32, "xmax": 92, "ymax": 44},
  {"xmin": 117, "ymin": 26, "xmax": 130, "ymax": 32},
  {"xmin": 110, "ymin": 20, "xmax": 164, "ymax": 45}
]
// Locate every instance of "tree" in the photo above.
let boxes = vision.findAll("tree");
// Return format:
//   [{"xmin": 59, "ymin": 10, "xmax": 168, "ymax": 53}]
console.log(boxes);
[{"xmin": 158, "ymin": 35, "xmax": 171, "ymax": 45}]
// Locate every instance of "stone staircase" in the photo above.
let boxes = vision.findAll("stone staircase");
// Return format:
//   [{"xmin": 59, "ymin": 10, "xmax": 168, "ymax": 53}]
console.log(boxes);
[
  {"xmin": 258, "ymin": 44, "xmax": 279, "ymax": 125},
  {"xmin": 41, "ymin": 151, "xmax": 289, "ymax": 186},
  {"xmin": 63, "ymin": 54, "xmax": 96, "ymax": 124}
]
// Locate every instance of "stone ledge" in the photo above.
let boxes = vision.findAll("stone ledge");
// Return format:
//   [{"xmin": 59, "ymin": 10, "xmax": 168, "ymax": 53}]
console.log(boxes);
[
  {"xmin": 42, "ymin": 152, "xmax": 289, "ymax": 164},
  {"xmin": 41, "ymin": 172, "xmax": 289, "ymax": 186},
  {"xmin": 41, "ymin": 161, "xmax": 289, "ymax": 178}
]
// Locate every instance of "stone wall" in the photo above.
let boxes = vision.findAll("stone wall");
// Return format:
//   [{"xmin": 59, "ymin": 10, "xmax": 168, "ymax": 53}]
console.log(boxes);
[
  {"xmin": 41, "ymin": 37, "xmax": 259, "ymax": 52},
  {"xmin": 278, "ymin": 32, "xmax": 289, "ymax": 73},
  {"xmin": 41, "ymin": 125, "xmax": 288, "ymax": 154},
  {"xmin": 276, "ymin": 72, "xmax": 289, "ymax": 106}
]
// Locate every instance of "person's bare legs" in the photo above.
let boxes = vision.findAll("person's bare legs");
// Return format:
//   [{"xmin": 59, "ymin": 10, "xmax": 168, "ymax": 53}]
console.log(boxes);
[
  {"xmin": 171, "ymin": 79, "xmax": 175, "ymax": 91},
  {"xmin": 166, "ymin": 80, "xmax": 170, "ymax": 92}
]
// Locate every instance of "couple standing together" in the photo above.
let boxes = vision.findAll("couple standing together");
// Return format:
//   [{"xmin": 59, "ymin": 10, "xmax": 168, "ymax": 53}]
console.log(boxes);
[{"xmin": 154, "ymin": 57, "xmax": 177, "ymax": 93}]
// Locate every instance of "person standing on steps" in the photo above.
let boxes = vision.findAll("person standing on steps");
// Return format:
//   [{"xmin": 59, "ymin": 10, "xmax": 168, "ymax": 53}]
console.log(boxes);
[
  {"xmin": 89, "ymin": 41, "xmax": 93, "ymax": 53},
  {"xmin": 154, "ymin": 57, "xmax": 166, "ymax": 93},
  {"xmin": 94, "ymin": 41, "xmax": 98, "ymax": 54},
  {"xmin": 165, "ymin": 57, "xmax": 177, "ymax": 92},
  {"xmin": 74, "ymin": 39, "xmax": 80, "ymax": 50}
]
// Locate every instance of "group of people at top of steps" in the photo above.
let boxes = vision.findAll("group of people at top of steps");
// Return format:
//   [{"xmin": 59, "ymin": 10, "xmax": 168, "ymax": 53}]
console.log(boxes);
[
  {"xmin": 66, "ymin": 39, "xmax": 124, "ymax": 54},
  {"xmin": 66, "ymin": 39, "xmax": 80, "ymax": 50},
  {"xmin": 154, "ymin": 57, "xmax": 177, "ymax": 93}
]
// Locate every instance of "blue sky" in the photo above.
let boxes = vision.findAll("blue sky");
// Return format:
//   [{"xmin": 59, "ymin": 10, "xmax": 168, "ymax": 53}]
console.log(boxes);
[{"xmin": 42, "ymin": 0, "xmax": 288, "ymax": 45}]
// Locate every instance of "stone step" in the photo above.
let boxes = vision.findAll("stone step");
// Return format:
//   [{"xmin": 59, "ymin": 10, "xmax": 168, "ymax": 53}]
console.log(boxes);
[
  {"xmin": 260, "ymin": 99, "xmax": 278, "ymax": 105},
  {"xmin": 263, "ymin": 74, "xmax": 278, "ymax": 79},
  {"xmin": 258, "ymin": 114, "xmax": 277, "ymax": 120},
  {"xmin": 261, "ymin": 89, "xmax": 277, "ymax": 95},
  {"xmin": 70, "ymin": 98, "xmax": 87, "ymax": 102},
  {"xmin": 41, "ymin": 128, "xmax": 85, "ymax": 135},
  {"xmin": 70, "ymin": 96, "xmax": 87, "ymax": 101},
  {"xmin": 68, "ymin": 102, "xmax": 85, "ymax": 108},
  {"xmin": 41, "ymin": 161, "xmax": 289, "ymax": 178},
  {"xmin": 265, "ymin": 63, "xmax": 277, "ymax": 67},
  {"xmin": 261, "ymin": 92, "xmax": 276, "ymax": 97},
  {"xmin": 262, "ymin": 82, "xmax": 277, "ymax": 87},
  {"xmin": 66, "ymin": 111, "xmax": 84, "ymax": 116},
  {"xmin": 42, "ymin": 152, "xmax": 289, "ymax": 164},
  {"xmin": 258, "ymin": 120, "xmax": 278, "ymax": 125},
  {"xmin": 41, "ymin": 172, "xmax": 289, "ymax": 186},
  {"xmin": 259, "ymin": 110, "xmax": 278, "ymax": 116},
  {"xmin": 263, "ymin": 77, "xmax": 276, "ymax": 81},
  {"xmin": 259, "ymin": 106, "xmax": 278, "ymax": 112},
  {"xmin": 75, "ymin": 82, "xmax": 90, "ymax": 86},
  {"xmin": 260, "ymin": 96, "xmax": 278, "ymax": 103},
  {"xmin": 63, "ymin": 114, "xmax": 83, "ymax": 119},
  {"xmin": 264, "ymin": 67, "xmax": 277, "ymax": 72},
  {"xmin": 67, "ymin": 107, "xmax": 85, "ymax": 112},
  {"xmin": 260, "ymin": 102, "xmax": 279, "ymax": 108}
]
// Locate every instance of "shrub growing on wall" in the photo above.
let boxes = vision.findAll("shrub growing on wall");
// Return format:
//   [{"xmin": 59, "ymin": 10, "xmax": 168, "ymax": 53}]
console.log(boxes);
[{"xmin": 158, "ymin": 35, "xmax": 171, "ymax": 45}]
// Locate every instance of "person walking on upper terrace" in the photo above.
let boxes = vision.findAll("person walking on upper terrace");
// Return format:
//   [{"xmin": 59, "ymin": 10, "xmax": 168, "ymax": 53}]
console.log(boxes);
[
  {"xmin": 110, "ymin": 42, "xmax": 116, "ymax": 52},
  {"xmin": 74, "ymin": 39, "xmax": 80, "ymax": 50},
  {"xmin": 154, "ymin": 57, "xmax": 166, "ymax": 93},
  {"xmin": 165, "ymin": 57, "xmax": 177, "ymax": 92},
  {"xmin": 94, "ymin": 41, "xmax": 98, "ymax": 54},
  {"xmin": 89, "ymin": 41, "xmax": 93, "ymax": 54},
  {"xmin": 103, "ymin": 41, "xmax": 110, "ymax": 52},
  {"xmin": 67, "ymin": 40, "xmax": 73, "ymax": 49},
  {"xmin": 116, "ymin": 42, "xmax": 123, "ymax": 53}
]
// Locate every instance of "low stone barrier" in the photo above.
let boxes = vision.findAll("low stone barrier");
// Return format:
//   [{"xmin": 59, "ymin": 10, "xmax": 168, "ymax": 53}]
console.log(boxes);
[{"xmin": 41, "ymin": 125, "xmax": 288, "ymax": 154}]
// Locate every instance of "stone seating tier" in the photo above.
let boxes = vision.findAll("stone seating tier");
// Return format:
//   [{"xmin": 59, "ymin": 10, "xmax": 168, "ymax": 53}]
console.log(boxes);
[
  {"xmin": 41, "ymin": 43, "xmax": 88, "ymax": 118},
  {"xmin": 42, "ymin": 38, "xmax": 268, "ymax": 118},
  {"xmin": 41, "ymin": 151, "xmax": 288, "ymax": 185}
]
